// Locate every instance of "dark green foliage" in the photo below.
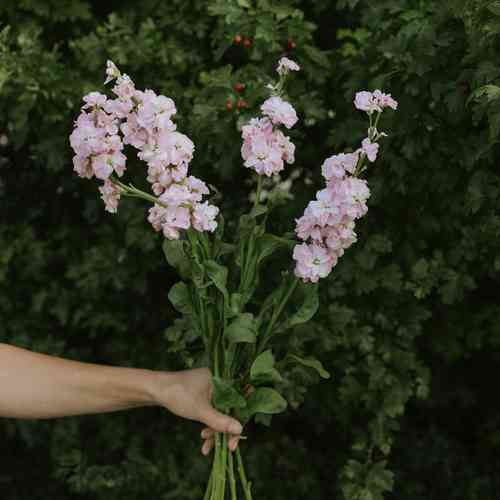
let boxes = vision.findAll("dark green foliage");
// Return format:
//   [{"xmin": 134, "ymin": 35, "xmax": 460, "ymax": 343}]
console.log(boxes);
[{"xmin": 1, "ymin": 0, "xmax": 500, "ymax": 499}]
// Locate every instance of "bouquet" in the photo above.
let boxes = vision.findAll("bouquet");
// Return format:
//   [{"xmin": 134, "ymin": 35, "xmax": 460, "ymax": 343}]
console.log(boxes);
[{"xmin": 69, "ymin": 58, "xmax": 397, "ymax": 499}]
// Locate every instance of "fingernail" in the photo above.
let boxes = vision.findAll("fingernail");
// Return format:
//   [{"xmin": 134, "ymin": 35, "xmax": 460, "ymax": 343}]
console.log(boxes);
[{"xmin": 229, "ymin": 421, "xmax": 243, "ymax": 435}]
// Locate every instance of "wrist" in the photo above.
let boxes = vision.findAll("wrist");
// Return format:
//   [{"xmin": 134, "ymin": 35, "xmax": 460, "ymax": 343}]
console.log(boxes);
[{"xmin": 146, "ymin": 370, "xmax": 178, "ymax": 407}]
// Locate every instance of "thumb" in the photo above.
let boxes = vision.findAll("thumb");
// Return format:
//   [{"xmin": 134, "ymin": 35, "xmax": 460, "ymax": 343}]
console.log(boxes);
[{"xmin": 199, "ymin": 406, "xmax": 243, "ymax": 435}]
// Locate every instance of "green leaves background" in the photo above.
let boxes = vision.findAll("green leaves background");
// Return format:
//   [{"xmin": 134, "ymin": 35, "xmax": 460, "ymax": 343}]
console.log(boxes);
[{"xmin": 1, "ymin": 0, "xmax": 500, "ymax": 499}]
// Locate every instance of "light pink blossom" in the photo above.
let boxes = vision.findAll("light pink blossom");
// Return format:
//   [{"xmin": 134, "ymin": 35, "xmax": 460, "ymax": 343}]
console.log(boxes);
[
  {"xmin": 277, "ymin": 57, "xmax": 300, "ymax": 75},
  {"xmin": 293, "ymin": 243, "xmax": 337, "ymax": 283},
  {"xmin": 361, "ymin": 138, "xmax": 379, "ymax": 162},
  {"xmin": 99, "ymin": 180, "xmax": 121, "ymax": 213},
  {"xmin": 261, "ymin": 96, "xmax": 298, "ymax": 129}
]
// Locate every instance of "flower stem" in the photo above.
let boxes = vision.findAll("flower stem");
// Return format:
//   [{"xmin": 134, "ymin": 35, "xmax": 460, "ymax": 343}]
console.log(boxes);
[
  {"xmin": 253, "ymin": 175, "xmax": 263, "ymax": 210},
  {"xmin": 236, "ymin": 447, "xmax": 253, "ymax": 500},
  {"xmin": 258, "ymin": 275, "xmax": 299, "ymax": 354},
  {"xmin": 228, "ymin": 449, "xmax": 238, "ymax": 500},
  {"xmin": 203, "ymin": 468, "xmax": 213, "ymax": 500}
]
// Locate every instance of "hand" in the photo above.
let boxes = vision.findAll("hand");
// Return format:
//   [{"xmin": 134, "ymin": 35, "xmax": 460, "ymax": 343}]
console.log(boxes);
[{"xmin": 152, "ymin": 367, "xmax": 242, "ymax": 455}]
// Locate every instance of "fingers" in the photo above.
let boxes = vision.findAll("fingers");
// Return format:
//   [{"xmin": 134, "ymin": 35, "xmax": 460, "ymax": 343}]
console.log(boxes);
[
  {"xmin": 201, "ymin": 436, "xmax": 214, "ymax": 456},
  {"xmin": 200, "ymin": 427, "xmax": 241, "ymax": 455},
  {"xmin": 199, "ymin": 406, "xmax": 243, "ymax": 436},
  {"xmin": 228, "ymin": 434, "xmax": 240, "ymax": 452},
  {"xmin": 201, "ymin": 427, "xmax": 214, "ymax": 440}
]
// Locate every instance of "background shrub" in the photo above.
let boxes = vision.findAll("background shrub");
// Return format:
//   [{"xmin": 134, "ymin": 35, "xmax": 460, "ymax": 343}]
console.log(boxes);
[{"xmin": 1, "ymin": 1, "xmax": 499, "ymax": 499}]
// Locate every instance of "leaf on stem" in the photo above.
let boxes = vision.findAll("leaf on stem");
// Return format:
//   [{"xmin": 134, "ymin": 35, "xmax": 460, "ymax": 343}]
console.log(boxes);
[
  {"xmin": 162, "ymin": 239, "xmax": 192, "ymax": 280},
  {"xmin": 225, "ymin": 313, "xmax": 257, "ymax": 344},
  {"xmin": 249, "ymin": 204, "xmax": 268, "ymax": 218},
  {"xmin": 256, "ymin": 234, "xmax": 294, "ymax": 263},
  {"xmin": 250, "ymin": 349, "xmax": 282, "ymax": 385},
  {"xmin": 237, "ymin": 388, "xmax": 287, "ymax": 423},
  {"xmin": 205, "ymin": 259, "xmax": 229, "ymax": 300},
  {"xmin": 288, "ymin": 354, "xmax": 331, "ymax": 379},
  {"xmin": 168, "ymin": 282, "xmax": 193, "ymax": 314},
  {"xmin": 213, "ymin": 377, "xmax": 247, "ymax": 412},
  {"xmin": 275, "ymin": 282, "xmax": 319, "ymax": 333}
]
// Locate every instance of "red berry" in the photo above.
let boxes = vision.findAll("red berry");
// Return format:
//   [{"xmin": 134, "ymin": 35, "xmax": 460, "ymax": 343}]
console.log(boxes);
[
  {"xmin": 234, "ymin": 82, "xmax": 245, "ymax": 93},
  {"xmin": 237, "ymin": 99, "xmax": 247, "ymax": 110},
  {"xmin": 243, "ymin": 37, "xmax": 252, "ymax": 49},
  {"xmin": 287, "ymin": 38, "xmax": 297, "ymax": 50},
  {"xmin": 233, "ymin": 34, "xmax": 242, "ymax": 45},
  {"xmin": 226, "ymin": 99, "xmax": 234, "ymax": 111}
]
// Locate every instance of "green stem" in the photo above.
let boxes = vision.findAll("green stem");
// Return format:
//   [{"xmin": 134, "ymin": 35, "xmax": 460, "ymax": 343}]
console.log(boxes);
[
  {"xmin": 220, "ymin": 434, "xmax": 228, "ymax": 500},
  {"xmin": 236, "ymin": 447, "xmax": 253, "ymax": 500},
  {"xmin": 258, "ymin": 276, "xmax": 299, "ymax": 354},
  {"xmin": 203, "ymin": 469, "xmax": 213, "ymax": 500},
  {"xmin": 228, "ymin": 449, "xmax": 238, "ymax": 500},
  {"xmin": 253, "ymin": 175, "xmax": 263, "ymax": 210}
]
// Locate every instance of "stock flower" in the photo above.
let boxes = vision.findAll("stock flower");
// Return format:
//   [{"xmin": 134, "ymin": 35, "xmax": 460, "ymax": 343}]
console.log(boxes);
[
  {"xmin": 261, "ymin": 96, "xmax": 298, "ymax": 129},
  {"xmin": 277, "ymin": 57, "xmax": 300, "ymax": 75},
  {"xmin": 361, "ymin": 138, "xmax": 379, "ymax": 162},
  {"xmin": 70, "ymin": 61, "xmax": 219, "ymax": 238},
  {"xmin": 99, "ymin": 180, "xmax": 121, "ymax": 213},
  {"xmin": 241, "ymin": 117, "xmax": 295, "ymax": 176},
  {"xmin": 293, "ymin": 243, "xmax": 337, "ymax": 283},
  {"xmin": 104, "ymin": 60, "xmax": 120, "ymax": 85},
  {"xmin": 354, "ymin": 90, "xmax": 399, "ymax": 114},
  {"xmin": 82, "ymin": 92, "xmax": 107, "ymax": 108},
  {"xmin": 321, "ymin": 152, "xmax": 359, "ymax": 180},
  {"xmin": 192, "ymin": 202, "xmax": 219, "ymax": 232}
]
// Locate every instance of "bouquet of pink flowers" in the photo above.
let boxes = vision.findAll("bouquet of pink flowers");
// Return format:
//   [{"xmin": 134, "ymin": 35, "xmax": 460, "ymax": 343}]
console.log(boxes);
[{"xmin": 70, "ymin": 58, "xmax": 397, "ymax": 499}]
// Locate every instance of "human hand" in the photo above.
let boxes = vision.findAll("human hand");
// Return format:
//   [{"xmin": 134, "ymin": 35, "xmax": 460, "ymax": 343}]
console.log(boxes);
[{"xmin": 152, "ymin": 367, "xmax": 242, "ymax": 455}]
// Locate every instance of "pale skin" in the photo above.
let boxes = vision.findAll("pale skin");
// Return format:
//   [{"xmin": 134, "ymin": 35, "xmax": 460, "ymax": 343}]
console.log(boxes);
[{"xmin": 0, "ymin": 343, "xmax": 241, "ymax": 455}]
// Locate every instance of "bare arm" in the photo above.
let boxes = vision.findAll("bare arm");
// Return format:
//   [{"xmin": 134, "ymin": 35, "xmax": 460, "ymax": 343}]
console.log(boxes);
[{"xmin": 0, "ymin": 343, "xmax": 241, "ymax": 452}]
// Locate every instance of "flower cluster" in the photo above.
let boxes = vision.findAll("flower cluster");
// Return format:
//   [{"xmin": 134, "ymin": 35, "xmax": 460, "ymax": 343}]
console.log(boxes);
[
  {"xmin": 354, "ymin": 89, "xmax": 398, "ymax": 114},
  {"xmin": 70, "ymin": 61, "xmax": 218, "ymax": 239},
  {"xmin": 240, "ymin": 58, "xmax": 299, "ymax": 177},
  {"xmin": 292, "ymin": 90, "xmax": 398, "ymax": 282}
]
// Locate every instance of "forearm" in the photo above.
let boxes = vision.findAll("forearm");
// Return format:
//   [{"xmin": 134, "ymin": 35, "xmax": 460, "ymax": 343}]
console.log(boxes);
[{"xmin": 0, "ymin": 343, "xmax": 164, "ymax": 418}]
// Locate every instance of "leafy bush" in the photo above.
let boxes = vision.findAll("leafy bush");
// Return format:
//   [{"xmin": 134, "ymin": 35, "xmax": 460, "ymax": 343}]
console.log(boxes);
[{"xmin": 1, "ymin": 1, "xmax": 499, "ymax": 499}]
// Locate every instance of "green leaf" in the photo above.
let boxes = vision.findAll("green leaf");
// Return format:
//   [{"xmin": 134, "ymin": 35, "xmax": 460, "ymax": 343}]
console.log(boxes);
[
  {"xmin": 244, "ymin": 387, "xmax": 287, "ymax": 417},
  {"xmin": 162, "ymin": 239, "xmax": 191, "ymax": 279},
  {"xmin": 205, "ymin": 260, "xmax": 229, "ymax": 300},
  {"xmin": 249, "ymin": 204, "xmax": 268, "ymax": 218},
  {"xmin": 276, "ymin": 282, "xmax": 319, "ymax": 333},
  {"xmin": 225, "ymin": 313, "xmax": 257, "ymax": 344},
  {"xmin": 250, "ymin": 350, "xmax": 282, "ymax": 385},
  {"xmin": 488, "ymin": 2, "xmax": 500, "ymax": 15},
  {"xmin": 289, "ymin": 355, "xmax": 331, "ymax": 379},
  {"xmin": 256, "ymin": 234, "xmax": 292, "ymax": 263},
  {"xmin": 168, "ymin": 282, "xmax": 193, "ymax": 314},
  {"xmin": 212, "ymin": 377, "xmax": 247, "ymax": 412}
]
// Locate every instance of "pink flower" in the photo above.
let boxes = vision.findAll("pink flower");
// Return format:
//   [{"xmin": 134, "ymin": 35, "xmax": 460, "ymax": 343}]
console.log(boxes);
[
  {"xmin": 354, "ymin": 90, "xmax": 399, "ymax": 113},
  {"xmin": 242, "ymin": 133, "xmax": 284, "ymax": 177},
  {"xmin": 73, "ymin": 155, "xmax": 93, "ymax": 179},
  {"xmin": 83, "ymin": 92, "xmax": 107, "ymax": 109},
  {"xmin": 354, "ymin": 91, "xmax": 382, "ymax": 114},
  {"xmin": 104, "ymin": 60, "xmax": 121, "ymax": 85},
  {"xmin": 261, "ymin": 96, "xmax": 298, "ymax": 129},
  {"xmin": 147, "ymin": 204, "xmax": 191, "ymax": 240},
  {"xmin": 373, "ymin": 90, "xmax": 398, "ymax": 110},
  {"xmin": 277, "ymin": 57, "xmax": 300, "ymax": 75},
  {"xmin": 192, "ymin": 202, "xmax": 219, "ymax": 232},
  {"xmin": 321, "ymin": 152, "xmax": 359, "ymax": 180},
  {"xmin": 361, "ymin": 138, "xmax": 379, "ymax": 162},
  {"xmin": 99, "ymin": 180, "xmax": 121, "ymax": 213},
  {"xmin": 112, "ymin": 75, "xmax": 136, "ymax": 100},
  {"xmin": 292, "ymin": 243, "xmax": 337, "ymax": 283}
]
